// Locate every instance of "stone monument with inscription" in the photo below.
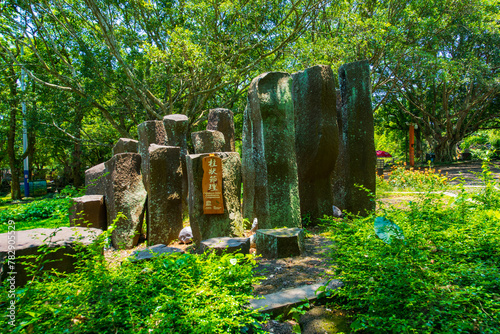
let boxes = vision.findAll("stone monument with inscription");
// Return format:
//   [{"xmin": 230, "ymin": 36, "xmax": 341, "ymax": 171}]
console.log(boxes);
[{"xmin": 186, "ymin": 152, "xmax": 242, "ymax": 244}]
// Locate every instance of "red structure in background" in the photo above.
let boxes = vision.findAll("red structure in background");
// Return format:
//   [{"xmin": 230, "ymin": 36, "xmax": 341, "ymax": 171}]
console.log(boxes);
[{"xmin": 376, "ymin": 150, "xmax": 392, "ymax": 158}]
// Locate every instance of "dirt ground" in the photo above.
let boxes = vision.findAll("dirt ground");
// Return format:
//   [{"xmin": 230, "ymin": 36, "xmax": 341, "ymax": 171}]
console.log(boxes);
[
  {"xmin": 435, "ymin": 160, "xmax": 500, "ymax": 184},
  {"xmin": 252, "ymin": 227, "xmax": 335, "ymax": 296}
]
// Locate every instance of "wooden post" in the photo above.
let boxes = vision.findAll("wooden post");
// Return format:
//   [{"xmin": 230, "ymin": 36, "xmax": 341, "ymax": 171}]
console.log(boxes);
[{"xmin": 409, "ymin": 125, "xmax": 415, "ymax": 167}]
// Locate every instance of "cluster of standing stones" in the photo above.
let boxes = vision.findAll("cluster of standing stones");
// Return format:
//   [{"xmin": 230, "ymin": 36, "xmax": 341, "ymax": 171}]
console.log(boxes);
[{"xmin": 1, "ymin": 61, "xmax": 375, "ymax": 285}]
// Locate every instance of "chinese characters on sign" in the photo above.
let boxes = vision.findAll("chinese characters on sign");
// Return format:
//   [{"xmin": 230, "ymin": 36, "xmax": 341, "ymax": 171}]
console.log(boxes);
[{"xmin": 202, "ymin": 155, "xmax": 224, "ymax": 214}]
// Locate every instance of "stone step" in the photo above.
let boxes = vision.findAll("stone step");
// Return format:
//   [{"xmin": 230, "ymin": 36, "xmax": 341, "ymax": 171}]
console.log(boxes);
[{"xmin": 249, "ymin": 279, "xmax": 343, "ymax": 316}]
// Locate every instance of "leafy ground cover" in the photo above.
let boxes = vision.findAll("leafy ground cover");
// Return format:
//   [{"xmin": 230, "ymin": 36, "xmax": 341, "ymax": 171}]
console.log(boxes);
[
  {"xmin": 0, "ymin": 228, "xmax": 263, "ymax": 333},
  {"xmin": 322, "ymin": 163, "xmax": 500, "ymax": 332},
  {"xmin": 0, "ymin": 186, "xmax": 81, "ymax": 233}
]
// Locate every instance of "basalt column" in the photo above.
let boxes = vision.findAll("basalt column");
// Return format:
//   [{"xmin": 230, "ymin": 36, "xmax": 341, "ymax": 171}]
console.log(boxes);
[
  {"xmin": 242, "ymin": 72, "xmax": 301, "ymax": 229},
  {"xmin": 333, "ymin": 60, "xmax": 376, "ymax": 216},
  {"xmin": 147, "ymin": 144, "xmax": 183, "ymax": 245},
  {"xmin": 164, "ymin": 114, "xmax": 189, "ymax": 212},
  {"xmin": 186, "ymin": 152, "xmax": 242, "ymax": 244},
  {"xmin": 104, "ymin": 153, "xmax": 147, "ymax": 249},
  {"xmin": 137, "ymin": 121, "xmax": 167, "ymax": 190},
  {"xmin": 292, "ymin": 65, "xmax": 339, "ymax": 224},
  {"xmin": 206, "ymin": 108, "xmax": 236, "ymax": 152}
]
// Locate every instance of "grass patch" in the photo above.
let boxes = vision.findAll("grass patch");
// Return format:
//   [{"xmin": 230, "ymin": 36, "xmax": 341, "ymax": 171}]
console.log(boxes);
[{"xmin": 0, "ymin": 198, "xmax": 71, "ymax": 233}]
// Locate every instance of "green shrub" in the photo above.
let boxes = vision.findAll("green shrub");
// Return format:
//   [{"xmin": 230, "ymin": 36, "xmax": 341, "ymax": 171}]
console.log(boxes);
[
  {"xmin": 0, "ymin": 231, "xmax": 263, "ymax": 333},
  {"xmin": 324, "ymin": 165, "xmax": 500, "ymax": 332}
]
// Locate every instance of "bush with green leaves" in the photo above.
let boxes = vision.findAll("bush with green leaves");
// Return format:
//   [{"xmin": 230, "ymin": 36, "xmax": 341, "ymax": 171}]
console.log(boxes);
[
  {"xmin": 323, "ymin": 164, "xmax": 500, "ymax": 332},
  {"xmin": 0, "ymin": 229, "xmax": 263, "ymax": 333}
]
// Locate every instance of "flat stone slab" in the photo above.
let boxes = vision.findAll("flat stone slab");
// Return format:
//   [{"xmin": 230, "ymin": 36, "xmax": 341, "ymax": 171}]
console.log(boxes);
[
  {"xmin": 0, "ymin": 227, "xmax": 103, "ymax": 287},
  {"xmin": 249, "ymin": 280, "xmax": 343, "ymax": 316},
  {"xmin": 255, "ymin": 228, "xmax": 304, "ymax": 258},
  {"xmin": 128, "ymin": 244, "xmax": 184, "ymax": 262},
  {"xmin": 200, "ymin": 237, "xmax": 250, "ymax": 255}
]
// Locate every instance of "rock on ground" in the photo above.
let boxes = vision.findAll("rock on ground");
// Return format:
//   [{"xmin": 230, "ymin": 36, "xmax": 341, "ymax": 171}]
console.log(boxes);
[
  {"xmin": 0, "ymin": 227, "xmax": 102, "ymax": 287},
  {"xmin": 69, "ymin": 195, "xmax": 107, "ymax": 229},
  {"xmin": 255, "ymin": 228, "xmax": 304, "ymax": 259}
]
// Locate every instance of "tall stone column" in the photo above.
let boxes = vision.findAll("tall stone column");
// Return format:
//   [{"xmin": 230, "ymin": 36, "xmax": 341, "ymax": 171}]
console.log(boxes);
[
  {"xmin": 164, "ymin": 114, "xmax": 190, "ymax": 212},
  {"xmin": 104, "ymin": 153, "xmax": 147, "ymax": 249},
  {"xmin": 292, "ymin": 65, "xmax": 339, "ymax": 224},
  {"xmin": 186, "ymin": 152, "xmax": 242, "ymax": 244},
  {"xmin": 137, "ymin": 120, "xmax": 167, "ymax": 190},
  {"xmin": 333, "ymin": 60, "xmax": 376, "ymax": 216},
  {"xmin": 242, "ymin": 72, "xmax": 301, "ymax": 229},
  {"xmin": 207, "ymin": 108, "xmax": 236, "ymax": 152},
  {"xmin": 147, "ymin": 144, "xmax": 183, "ymax": 246}
]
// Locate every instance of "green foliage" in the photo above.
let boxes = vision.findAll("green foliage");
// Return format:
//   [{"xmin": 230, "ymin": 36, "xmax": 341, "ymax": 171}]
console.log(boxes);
[
  {"xmin": 0, "ymin": 197, "xmax": 71, "ymax": 233},
  {"xmin": 0, "ymin": 230, "xmax": 263, "ymax": 333},
  {"xmin": 324, "ymin": 165, "xmax": 500, "ymax": 332},
  {"xmin": 374, "ymin": 131, "xmax": 405, "ymax": 161},
  {"xmin": 461, "ymin": 131, "xmax": 500, "ymax": 160},
  {"xmin": 379, "ymin": 162, "xmax": 449, "ymax": 191}
]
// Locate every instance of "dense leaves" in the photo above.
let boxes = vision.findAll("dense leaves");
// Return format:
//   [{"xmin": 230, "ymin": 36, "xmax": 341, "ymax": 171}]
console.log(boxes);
[
  {"xmin": 0, "ymin": 231, "xmax": 262, "ymax": 333},
  {"xmin": 323, "ymin": 163, "xmax": 500, "ymax": 332}
]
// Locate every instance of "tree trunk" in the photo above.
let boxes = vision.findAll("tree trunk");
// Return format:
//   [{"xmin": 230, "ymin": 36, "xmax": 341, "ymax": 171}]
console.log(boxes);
[
  {"xmin": 7, "ymin": 104, "xmax": 21, "ymax": 200},
  {"xmin": 71, "ymin": 103, "xmax": 84, "ymax": 188},
  {"xmin": 6, "ymin": 64, "xmax": 21, "ymax": 200},
  {"xmin": 72, "ymin": 140, "xmax": 83, "ymax": 188},
  {"xmin": 435, "ymin": 140, "xmax": 458, "ymax": 162}
]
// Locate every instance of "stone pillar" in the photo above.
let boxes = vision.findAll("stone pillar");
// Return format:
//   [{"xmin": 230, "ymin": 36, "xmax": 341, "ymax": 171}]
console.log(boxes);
[
  {"xmin": 292, "ymin": 65, "xmax": 339, "ymax": 224},
  {"xmin": 242, "ymin": 72, "xmax": 301, "ymax": 229},
  {"xmin": 164, "ymin": 114, "xmax": 190, "ymax": 213},
  {"xmin": 332, "ymin": 60, "xmax": 376, "ymax": 216},
  {"xmin": 186, "ymin": 152, "xmax": 242, "ymax": 244},
  {"xmin": 147, "ymin": 144, "xmax": 183, "ymax": 246},
  {"xmin": 137, "ymin": 121, "xmax": 167, "ymax": 189},
  {"xmin": 207, "ymin": 108, "xmax": 236, "ymax": 152},
  {"xmin": 112, "ymin": 138, "xmax": 138, "ymax": 155},
  {"xmin": 191, "ymin": 130, "xmax": 226, "ymax": 154},
  {"xmin": 84, "ymin": 163, "xmax": 108, "ymax": 196},
  {"xmin": 104, "ymin": 153, "xmax": 147, "ymax": 249}
]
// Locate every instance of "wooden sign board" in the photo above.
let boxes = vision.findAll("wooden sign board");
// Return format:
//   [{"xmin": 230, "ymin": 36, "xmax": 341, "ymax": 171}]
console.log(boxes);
[{"xmin": 202, "ymin": 155, "xmax": 224, "ymax": 214}]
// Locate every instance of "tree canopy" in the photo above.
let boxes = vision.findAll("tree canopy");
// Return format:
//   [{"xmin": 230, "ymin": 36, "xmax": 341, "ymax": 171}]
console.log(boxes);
[{"xmin": 0, "ymin": 0, "xmax": 499, "ymax": 196}]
